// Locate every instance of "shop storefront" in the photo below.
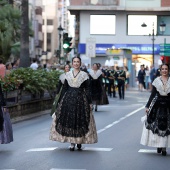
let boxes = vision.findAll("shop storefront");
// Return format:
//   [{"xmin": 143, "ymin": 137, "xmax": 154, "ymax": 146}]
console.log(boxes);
[
  {"xmin": 78, "ymin": 43, "xmax": 160, "ymax": 66},
  {"xmin": 79, "ymin": 43, "xmax": 161, "ymax": 87}
]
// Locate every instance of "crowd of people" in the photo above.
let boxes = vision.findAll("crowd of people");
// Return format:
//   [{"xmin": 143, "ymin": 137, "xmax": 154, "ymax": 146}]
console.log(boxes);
[
  {"xmin": 137, "ymin": 64, "xmax": 162, "ymax": 92},
  {"xmin": 1, "ymin": 56, "xmax": 170, "ymax": 157}
]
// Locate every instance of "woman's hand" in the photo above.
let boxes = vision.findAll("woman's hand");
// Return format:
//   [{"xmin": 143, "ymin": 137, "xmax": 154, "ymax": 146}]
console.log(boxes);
[{"xmin": 145, "ymin": 108, "xmax": 149, "ymax": 114}]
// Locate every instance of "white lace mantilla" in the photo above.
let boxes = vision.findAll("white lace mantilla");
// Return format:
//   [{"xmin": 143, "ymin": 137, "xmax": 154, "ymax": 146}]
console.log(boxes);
[
  {"xmin": 66, "ymin": 70, "xmax": 89, "ymax": 87},
  {"xmin": 89, "ymin": 70, "xmax": 102, "ymax": 79},
  {"xmin": 59, "ymin": 73, "xmax": 66, "ymax": 84},
  {"xmin": 152, "ymin": 77, "xmax": 170, "ymax": 96}
]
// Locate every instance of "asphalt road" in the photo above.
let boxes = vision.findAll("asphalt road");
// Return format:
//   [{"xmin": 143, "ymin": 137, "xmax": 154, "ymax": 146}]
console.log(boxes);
[{"xmin": 0, "ymin": 89, "xmax": 170, "ymax": 170}]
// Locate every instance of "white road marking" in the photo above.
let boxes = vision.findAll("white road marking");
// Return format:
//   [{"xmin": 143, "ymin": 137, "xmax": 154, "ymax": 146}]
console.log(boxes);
[
  {"xmin": 50, "ymin": 169, "xmax": 86, "ymax": 170},
  {"xmin": 26, "ymin": 147, "xmax": 113, "ymax": 152},
  {"xmin": 138, "ymin": 149, "xmax": 156, "ymax": 153},
  {"xmin": 0, "ymin": 169, "xmax": 16, "ymax": 170},
  {"xmin": 97, "ymin": 106, "xmax": 145, "ymax": 134},
  {"xmin": 26, "ymin": 147, "xmax": 58, "ymax": 152},
  {"xmin": 100, "ymin": 104, "xmax": 143, "ymax": 107},
  {"xmin": 83, "ymin": 147, "xmax": 113, "ymax": 151}
]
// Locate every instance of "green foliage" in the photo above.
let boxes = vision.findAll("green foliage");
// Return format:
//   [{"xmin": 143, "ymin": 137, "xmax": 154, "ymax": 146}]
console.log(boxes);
[
  {"xmin": 11, "ymin": 42, "xmax": 20, "ymax": 58},
  {"xmin": 0, "ymin": 74, "xmax": 20, "ymax": 92},
  {"xmin": 0, "ymin": 2, "xmax": 21, "ymax": 61},
  {"xmin": 0, "ymin": 68, "xmax": 61, "ymax": 93}
]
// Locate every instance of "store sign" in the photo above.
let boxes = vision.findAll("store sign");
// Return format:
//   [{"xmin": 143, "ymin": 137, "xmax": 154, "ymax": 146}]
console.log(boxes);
[
  {"xmin": 86, "ymin": 37, "xmax": 96, "ymax": 57},
  {"xmin": 79, "ymin": 43, "xmax": 160, "ymax": 55},
  {"xmin": 159, "ymin": 44, "xmax": 170, "ymax": 56},
  {"xmin": 106, "ymin": 49, "xmax": 124, "ymax": 55}
]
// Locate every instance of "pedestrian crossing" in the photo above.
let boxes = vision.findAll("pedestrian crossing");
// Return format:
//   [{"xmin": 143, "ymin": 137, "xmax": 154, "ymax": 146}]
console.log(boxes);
[
  {"xmin": 50, "ymin": 169, "xmax": 86, "ymax": 170},
  {"xmin": 138, "ymin": 149, "xmax": 157, "ymax": 153},
  {"xmin": 26, "ymin": 147, "xmax": 113, "ymax": 152},
  {"xmin": 1, "ymin": 149, "xmax": 161, "ymax": 170},
  {"xmin": 1, "ymin": 169, "xmax": 87, "ymax": 170},
  {"xmin": 26, "ymin": 147, "xmax": 57, "ymax": 152},
  {"xmin": 0, "ymin": 169, "xmax": 15, "ymax": 170}
]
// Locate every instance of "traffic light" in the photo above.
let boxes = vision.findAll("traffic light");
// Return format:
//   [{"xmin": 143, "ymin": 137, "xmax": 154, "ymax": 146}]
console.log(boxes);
[{"xmin": 63, "ymin": 33, "xmax": 72, "ymax": 53}]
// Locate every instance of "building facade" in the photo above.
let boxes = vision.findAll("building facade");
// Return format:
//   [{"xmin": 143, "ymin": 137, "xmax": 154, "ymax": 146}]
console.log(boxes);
[{"xmin": 68, "ymin": 0, "xmax": 170, "ymax": 86}]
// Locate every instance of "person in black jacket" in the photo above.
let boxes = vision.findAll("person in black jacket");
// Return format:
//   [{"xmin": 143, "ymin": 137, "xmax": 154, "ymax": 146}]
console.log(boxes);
[
  {"xmin": 138, "ymin": 65, "xmax": 146, "ymax": 91},
  {"xmin": 107, "ymin": 66, "xmax": 118, "ymax": 98},
  {"xmin": 116, "ymin": 66, "xmax": 126, "ymax": 99}
]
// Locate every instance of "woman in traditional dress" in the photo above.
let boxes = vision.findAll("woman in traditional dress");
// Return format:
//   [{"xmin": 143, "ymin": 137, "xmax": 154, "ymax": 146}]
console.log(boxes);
[
  {"xmin": 0, "ymin": 85, "xmax": 13, "ymax": 144},
  {"xmin": 89, "ymin": 63, "xmax": 103, "ymax": 111},
  {"xmin": 50, "ymin": 64, "xmax": 70, "ymax": 115},
  {"xmin": 50, "ymin": 56, "xmax": 98, "ymax": 151},
  {"xmin": 89, "ymin": 63, "xmax": 108, "ymax": 111},
  {"xmin": 141, "ymin": 64, "xmax": 170, "ymax": 156}
]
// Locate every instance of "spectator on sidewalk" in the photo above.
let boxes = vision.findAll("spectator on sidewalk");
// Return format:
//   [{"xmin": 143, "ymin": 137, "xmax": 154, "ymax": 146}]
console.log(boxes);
[
  {"xmin": 5, "ymin": 62, "xmax": 12, "ymax": 75},
  {"xmin": 30, "ymin": 59, "xmax": 38, "ymax": 70},
  {"xmin": 12, "ymin": 59, "xmax": 20, "ymax": 70},
  {"xmin": 137, "ymin": 65, "xmax": 146, "ymax": 92},
  {"xmin": 155, "ymin": 64, "xmax": 161, "ymax": 78},
  {"xmin": 150, "ymin": 65, "xmax": 156, "ymax": 83},
  {"xmin": 145, "ymin": 66, "xmax": 150, "ymax": 91},
  {"xmin": 0, "ymin": 59, "xmax": 6, "ymax": 79}
]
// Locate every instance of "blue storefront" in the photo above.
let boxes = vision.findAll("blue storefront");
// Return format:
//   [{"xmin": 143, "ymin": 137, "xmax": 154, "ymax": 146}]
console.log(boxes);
[
  {"xmin": 78, "ymin": 43, "xmax": 160, "ymax": 55},
  {"xmin": 79, "ymin": 43, "xmax": 160, "ymax": 87}
]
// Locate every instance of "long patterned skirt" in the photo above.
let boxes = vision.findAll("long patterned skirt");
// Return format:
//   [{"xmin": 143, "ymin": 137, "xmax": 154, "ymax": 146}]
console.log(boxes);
[
  {"xmin": 141, "ymin": 95, "xmax": 170, "ymax": 147},
  {"xmin": 49, "ymin": 87, "xmax": 98, "ymax": 144},
  {"xmin": 0, "ymin": 109, "xmax": 13, "ymax": 144}
]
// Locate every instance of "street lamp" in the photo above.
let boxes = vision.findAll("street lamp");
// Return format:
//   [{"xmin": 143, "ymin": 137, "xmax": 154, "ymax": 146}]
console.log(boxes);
[
  {"xmin": 160, "ymin": 21, "xmax": 166, "ymax": 35},
  {"xmin": 141, "ymin": 21, "xmax": 166, "ymax": 66},
  {"xmin": 58, "ymin": 25, "xmax": 64, "ymax": 64}
]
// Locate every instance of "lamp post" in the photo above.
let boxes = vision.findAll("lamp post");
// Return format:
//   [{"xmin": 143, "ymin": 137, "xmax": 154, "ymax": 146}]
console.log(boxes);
[
  {"xmin": 58, "ymin": 25, "xmax": 64, "ymax": 64},
  {"xmin": 160, "ymin": 21, "xmax": 166, "ymax": 35},
  {"xmin": 141, "ymin": 21, "xmax": 166, "ymax": 66}
]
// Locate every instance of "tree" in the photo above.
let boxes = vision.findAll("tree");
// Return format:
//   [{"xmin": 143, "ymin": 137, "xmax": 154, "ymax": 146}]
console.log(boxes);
[
  {"xmin": 0, "ymin": 0, "xmax": 21, "ymax": 62},
  {"xmin": 19, "ymin": 0, "xmax": 30, "ymax": 67}
]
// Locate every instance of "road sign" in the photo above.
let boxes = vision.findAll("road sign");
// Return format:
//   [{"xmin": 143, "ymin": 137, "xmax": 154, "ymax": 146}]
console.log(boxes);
[
  {"xmin": 159, "ymin": 44, "xmax": 170, "ymax": 56},
  {"xmin": 160, "ymin": 44, "xmax": 170, "ymax": 47},
  {"xmin": 159, "ymin": 52, "xmax": 170, "ymax": 56},
  {"xmin": 86, "ymin": 37, "xmax": 96, "ymax": 57}
]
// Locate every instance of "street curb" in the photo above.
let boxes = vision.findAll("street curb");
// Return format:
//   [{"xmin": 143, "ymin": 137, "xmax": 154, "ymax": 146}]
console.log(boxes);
[{"xmin": 11, "ymin": 109, "xmax": 51, "ymax": 124}]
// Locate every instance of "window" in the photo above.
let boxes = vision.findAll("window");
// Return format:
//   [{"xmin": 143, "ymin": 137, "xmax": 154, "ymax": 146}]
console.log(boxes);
[
  {"xmin": 47, "ymin": 33, "xmax": 51, "ymax": 51},
  {"xmin": 128, "ymin": 15, "xmax": 157, "ymax": 35},
  {"xmin": 90, "ymin": 15, "xmax": 116, "ymax": 35},
  {"xmin": 47, "ymin": 19, "xmax": 53, "ymax": 25}
]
